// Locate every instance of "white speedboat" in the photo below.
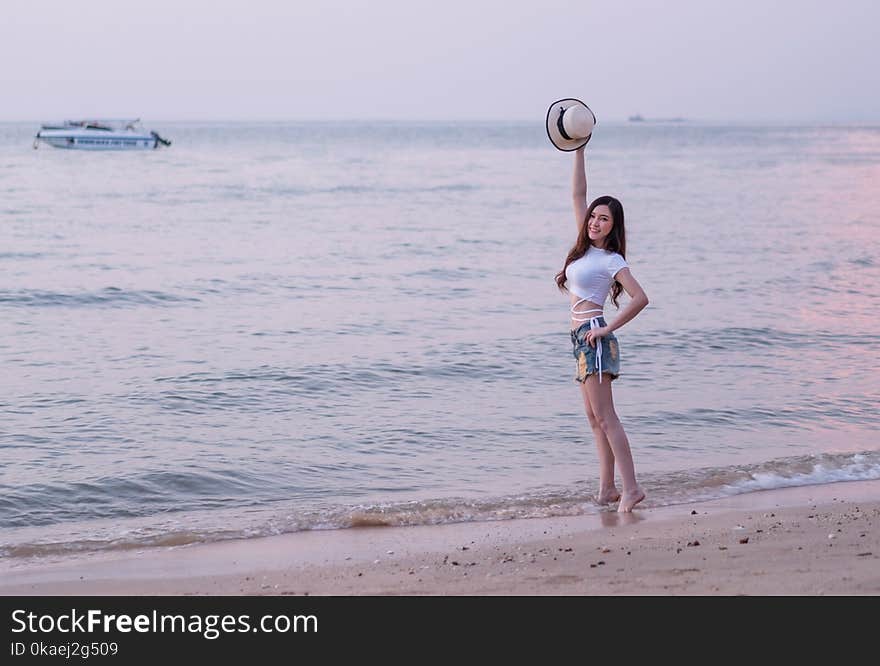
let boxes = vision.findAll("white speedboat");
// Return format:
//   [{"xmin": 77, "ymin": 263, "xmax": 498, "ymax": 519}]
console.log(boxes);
[{"xmin": 33, "ymin": 119, "xmax": 171, "ymax": 150}]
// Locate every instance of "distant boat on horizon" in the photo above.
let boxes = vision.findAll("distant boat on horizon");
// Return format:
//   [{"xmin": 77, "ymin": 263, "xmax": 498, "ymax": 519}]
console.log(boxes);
[
  {"xmin": 33, "ymin": 119, "xmax": 172, "ymax": 150},
  {"xmin": 628, "ymin": 114, "xmax": 686, "ymax": 123}
]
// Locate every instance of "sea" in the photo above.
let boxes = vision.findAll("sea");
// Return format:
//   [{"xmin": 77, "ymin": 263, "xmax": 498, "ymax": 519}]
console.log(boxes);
[{"xmin": 1, "ymin": 120, "xmax": 878, "ymax": 559}]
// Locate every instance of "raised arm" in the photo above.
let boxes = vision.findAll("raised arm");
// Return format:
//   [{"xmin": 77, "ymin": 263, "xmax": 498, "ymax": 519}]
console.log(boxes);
[{"xmin": 572, "ymin": 146, "xmax": 588, "ymax": 230}]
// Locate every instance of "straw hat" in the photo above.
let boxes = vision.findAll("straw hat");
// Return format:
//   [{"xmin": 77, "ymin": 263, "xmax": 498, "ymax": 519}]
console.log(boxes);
[{"xmin": 546, "ymin": 98, "xmax": 596, "ymax": 151}]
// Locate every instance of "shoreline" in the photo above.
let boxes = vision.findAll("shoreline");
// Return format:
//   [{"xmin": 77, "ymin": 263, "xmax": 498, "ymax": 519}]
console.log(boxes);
[{"xmin": 2, "ymin": 479, "xmax": 878, "ymax": 595}]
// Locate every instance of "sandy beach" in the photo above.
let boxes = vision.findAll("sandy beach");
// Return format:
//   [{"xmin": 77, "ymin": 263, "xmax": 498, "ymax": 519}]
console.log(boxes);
[{"xmin": 2, "ymin": 480, "xmax": 878, "ymax": 596}]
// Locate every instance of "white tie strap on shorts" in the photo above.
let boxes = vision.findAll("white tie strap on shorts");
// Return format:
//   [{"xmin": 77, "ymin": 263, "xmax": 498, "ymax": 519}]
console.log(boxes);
[{"xmin": 571, "ymin": 299, "xmax": 607, "ymax": 383}]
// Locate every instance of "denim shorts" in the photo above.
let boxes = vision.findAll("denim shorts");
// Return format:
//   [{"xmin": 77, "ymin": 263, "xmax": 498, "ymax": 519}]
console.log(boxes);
[{"xmin": 570, "ymin": 317, "xmax": 621, "ymax": 383}]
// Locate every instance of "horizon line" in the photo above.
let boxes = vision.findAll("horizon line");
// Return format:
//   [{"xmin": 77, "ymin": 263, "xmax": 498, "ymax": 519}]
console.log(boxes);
[{"xmin": 3, "ymin": 116, "xmax": 879, "ymax": 126}]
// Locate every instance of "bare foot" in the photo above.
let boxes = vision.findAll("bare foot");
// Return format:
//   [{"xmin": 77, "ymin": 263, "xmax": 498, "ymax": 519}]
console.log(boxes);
[
  {"xmin": 596, "ymin": 488, "xmax": 621, "ymax": 505},
  {"xmin": 618, "ymin": 488, "xmax": 646, "ymax": 513}
]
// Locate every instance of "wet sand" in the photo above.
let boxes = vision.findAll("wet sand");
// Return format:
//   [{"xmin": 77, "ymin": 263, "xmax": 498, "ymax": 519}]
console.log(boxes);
[{"xmin": 2, "ymin": 480, "xmax": 878, "ymax": 595}]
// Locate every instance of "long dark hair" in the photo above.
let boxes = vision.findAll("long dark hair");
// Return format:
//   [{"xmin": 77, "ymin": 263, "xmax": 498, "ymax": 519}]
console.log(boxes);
[{"xmin": 555, "ymin": 195, "xmax": 626, "ymax": 308}]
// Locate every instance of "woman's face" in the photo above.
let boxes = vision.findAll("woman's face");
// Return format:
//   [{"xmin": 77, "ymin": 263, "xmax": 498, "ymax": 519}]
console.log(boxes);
[{"xmin": 588, "ymin": 205, "xmax": 614, "ymax": 246}]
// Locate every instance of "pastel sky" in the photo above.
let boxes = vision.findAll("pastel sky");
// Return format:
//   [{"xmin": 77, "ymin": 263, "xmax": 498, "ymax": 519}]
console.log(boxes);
[{"xmin": 2, "ymin": 0, "xmax": 877, "ymax": 122}]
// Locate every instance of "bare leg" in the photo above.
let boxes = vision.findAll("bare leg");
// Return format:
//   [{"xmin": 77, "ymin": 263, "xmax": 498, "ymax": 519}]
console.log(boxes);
[
  {"xmin": 579, "ymin": 383, "xmax": 620, "ymax": 504},
  {"xmin": 583, "ymin": 374, "xmax": 645, "ymax": 512}
]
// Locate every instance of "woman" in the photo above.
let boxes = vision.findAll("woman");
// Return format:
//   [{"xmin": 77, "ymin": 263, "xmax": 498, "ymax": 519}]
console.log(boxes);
[{"xmin": 556, "ymin": 145, "xmax": 649, "ymax": 512}]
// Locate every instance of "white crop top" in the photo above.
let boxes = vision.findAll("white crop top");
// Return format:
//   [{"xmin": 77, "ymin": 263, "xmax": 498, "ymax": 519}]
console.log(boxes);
[{"xmin": 564, "ymin": 246, "xmax": 628, "ymax": 305}]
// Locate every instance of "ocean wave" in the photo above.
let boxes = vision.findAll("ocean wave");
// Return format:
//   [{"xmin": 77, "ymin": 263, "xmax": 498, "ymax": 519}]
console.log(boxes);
[
  {"xmin": 0, "ymin": 251, "xmax": 45, "ymax": 259},
  {"xmin": 629, "ymin": 326, "xmax": 880, "ymax": 353},
  {"xmin": 132, "ymin": 357, "xmax": 512, "ymax": 414},
  {"xmin": 3, "ymin": 450, "xmax": 878, "ymax": 560},
  {"xmin": 195, "ymin": 182, "xmax": 481, "ymax": 200},
  {"xmin": 0, "ymin": 287, "xmax": 200, "ymax": 308},
  {"xmin": 637, "ymin": 397, "xmax": 880, "ymax": 430}
]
